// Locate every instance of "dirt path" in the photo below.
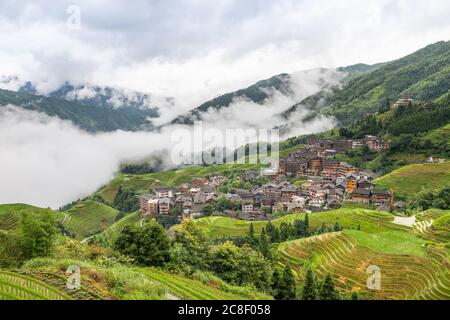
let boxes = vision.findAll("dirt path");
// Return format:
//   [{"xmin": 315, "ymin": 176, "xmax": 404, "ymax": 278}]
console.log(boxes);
[{"xmin": 392, "ymin": 215, "xmax": 416, "ymax": 227}]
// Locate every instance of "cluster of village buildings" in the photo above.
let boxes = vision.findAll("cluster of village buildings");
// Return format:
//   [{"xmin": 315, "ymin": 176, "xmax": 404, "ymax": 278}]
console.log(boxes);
[{"xmin": 139, "ymin": 135, "xmax": 396, "ymax": 222}]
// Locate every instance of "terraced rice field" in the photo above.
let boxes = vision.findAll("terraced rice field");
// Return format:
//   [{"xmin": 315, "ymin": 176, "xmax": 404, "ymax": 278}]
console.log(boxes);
[
  {"xmin": 138, "ymin": 268, "xmax": 248, "ymax": 300},
  {"xmin": 60, "ymin": 200, "xmax": 118, "ymax": 240},
  {"xmin": 188, "ymin": 208, "xmax": 408, "ymax": 239},
  {"xmin": 414, "ymin": 216, "xmax": 450, "ymax": 243},
  {"xmin": 278, "ymin": 232, "xmax": 450, "ymax": 300},
  {"xmin": 0, "ymin": 271, "xmax": 70, "ymax": 300},
  {"xmin": 374, "ymin": 162, "xmax": 450, "ymax": 196},
  {"xmin": 0, "ymin": 204, "xmax": 63, "ymax": 231},
  {"xmin": 93, "ymin": 211, "xmax": 143, "ymax": 245},
  {"xmin": 27, "ymin": 271, "xmax": 113, "ymax": 300}
]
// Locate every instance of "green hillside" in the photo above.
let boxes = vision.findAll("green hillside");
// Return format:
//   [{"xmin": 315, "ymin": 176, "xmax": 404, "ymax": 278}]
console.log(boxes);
[
  {"xmin": 181, "ymin": 208, "xmax": 408, "ymax": 239},
  {"xmin": 277, "ymin": 231, "xmax": 450, "ymax": 300},
  {"xmin": 169, "ymin": 73, "xmax": 292, "ymax": 125},
  {"xmin": 327, "ymin": 41, "xmax": 450, "ymax": 124},
  {"xmin": 0, "ymin": 270, "xmax": 70, "ymax": 300},
  {"xmin": 16, "ymin": 257, "xmax": 269, "ymax": 300},
  {"xmin": 374, "ymin": 162, "xmax": 450, "ymax": 196},
  {"xmin": 0, "ymin": 204, "xmax": 62, "ymax": 231},
  {"xmin": 93, "ymin": 211, "xmax": 143, "ymax": 245},
  {"xmin": 59, "ymin": 199, "xmax": 118, "ymax": 240},
  {"xmin": 282, "ymin": 41, "xmax": 450, "ymax": 125},
  {"xmin": 0, "ymin": 88, "xmax": 157, "ymax": 132},
  {"xmin": 137, "ymin": 268, "xmax": 257, "ymax": 300},
  {"xmin": 424, "ymin": 123, "xmax": 450, "ymax": 145}
]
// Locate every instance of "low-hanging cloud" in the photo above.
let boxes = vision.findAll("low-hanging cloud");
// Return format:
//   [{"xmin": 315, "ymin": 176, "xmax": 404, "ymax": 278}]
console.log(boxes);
[
  {"xmin": 191, "ymin": 68, "xmax": 344, "ymax": 137},
  {"xmin": 0, "ymin": 67, "xmax": 343, "ymax": 209},
  {"xmin": 0, "ymin": 106, "xmax": 175, "ymax": 208}
]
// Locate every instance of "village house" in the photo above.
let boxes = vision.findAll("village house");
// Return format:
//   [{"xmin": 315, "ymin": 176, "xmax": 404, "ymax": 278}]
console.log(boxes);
[
  {"xmin": 338, "ymin": 162, "xmax": 357, "ymax": 177},
  {"xmin": 391, "ymin": 97, "xmax": 413, "ymax": 109},
  {"xmin": 154, "ymin": 187, "xmax": 173, "ymax": 199},
  {"xmin": 205, "ymin": 194, "xmax": 217, "ymax": 204},
  {"xmin": 200, "ymin": 185, "xmax": 216, "ymax": 196},
  {"xmin": 346, "ymin": 174, "xmax": 358, "ymax": 192},
  {"xmin": 189, "ymin": 187, "xmax": 201, "ymax": 197},
  {"xmin": 326, "ymin": 198, "xmax": 341, "ymax": 209},
  {"xmin": 357, "ymin": 178, "xmax": 374, "ymax": 190},
  {"xmin": 351, "ymin": 188, "xmax": 371, "ymax": 204},
  {"xmin": 352, "ymin": 140, "xmax": 365, "ymax": 149},
  {"xmin": 191, "ymin": 177, "xmax": 209, "ymax": 188},
  {"xmin": 357, "ymin": 169, "xmax": 380, "ymax": 180},
  {"xmin": 225, "ymin": 193, "xmax": 242, "ymax": 202},
  {"xmin": 178, "ymin": 183, "xmax": 191, "ymax": 193},
  {"xmin": 262, "ymin": 183, "xmax": 282, "ymax": 203},
  {"xmin": 181, "ymin": 209, "xmax": 193, "ymax": 221},
  {"xmin": 139, "ymin": 194, "xmax": 159, "ymax": 217},
  {"xmin": 322, "ymin": 159, "xmax": 339, "ymax": 179},
  {"xmin": 175, "ymin": 195, "xmax": 192, "ymax": 207},
  {"xmin": 193, "ymin": 191, "xmax": 207, "ymax": 204},
  {"xmin": 308, "ymin": 157, "xmax": 323, "ymax": 175},
  {"xmin": 367, "ymin": 138, "xmax": 389, "ymax": 151},
  {"xmin": 281, "ymin": 186, "xmax": 298, "ymax": 199},
  {"xmin": 371, "ymin": 189, "xmax": 392, "ymax": 205},
  {"xmin": 208, "ymin": 174, "xmax": 227, "ymax": 187},
  {"xmin": 320, "ymin": 149, "xmax": 337, "ymax": 158},
  {"xmin": 158, "ymin": 197, "xmax": 173, "ymax": 215},
  {"xmin": 242, "ymin": 200, "xmax": 254, "ymax": 213},
  {"xmin": 240, "ymin": 170, "xmax": 259, "ymax": 181},
  {"xmin": 333, "ymin": 140, "xmax": 353, "ymax": 153}
]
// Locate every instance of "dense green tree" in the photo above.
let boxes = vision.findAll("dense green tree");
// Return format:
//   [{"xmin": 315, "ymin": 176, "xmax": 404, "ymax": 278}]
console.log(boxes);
[
  {"xmin": 271, "ymin": 268, "xmax": 282, "ymax": 298},
  {"xmin": 334, "ymin": 221, "xmax": 342, "ymax": 232},
  {"xmin": 265, "ymin": 221, "xmax": 280, "ymax": 243},
  {"xmin": 209, "ymin": 242, "xmax": 272, "ymax": 291},
  {"xmin": 279, "ymin": 222, "xmax": 295, "ymax": 241},
  {"xmin": 114, "ymin": 221, "xmax": 171, "ymax": 266},
  {"xmin": 202, "ymin": 205, "xmax": 215, "ymax": 216},
  {"xmin": 277, "ymin": 264, "xmax": 297, "ymax": 300},
  {"xmin": 351, "ymin": 292, "xmax": 359, "ymax": 300},
  {"xmin": 301, "ymin": 268, "xmax": 318, "ymax": 300},
  {"xmin": 247, "ymin": 222, "xmax": 257, "ymax": 247},
  {"xmin": 258, "ymin": 228, "xmax": 271, "ymax": 260},
  {"xmin": 20, "ymin": 212, "xmax": 57, "ymax": 259},
  {"xmin": 173, "ymin": 221, "xmax": 210, "ymax": 269},
  {"xmin": 305, "ymin": 212, "xmax": 309, "ymax": 229},
  {"xmin": 318, "ymin": 221, "xmax": 327, "ymax": 234},
  {"xmin": 0, "ymin": 231, "xmax": 25, "ymax": 267},
  {"xmin": 413, "ymin": 184, "xmax": 450, "ymax": 210},
  {"xmin": 239, "ymin": 246, "xmax": 273, "ymax": 291},
  {"xmin": 208, "ymin": 241, "xmax": 241, "ymax": 283},
  {"xmin": 294, "ymin": 219, "xmax": 309, "ymax": 238},
  {"xmin": 113, "ymin": 186, "xmax": 139, "ymax": 213},
  {"xmin": 319, "ymin": 273, "xmax": 341, "ymax": 300}
]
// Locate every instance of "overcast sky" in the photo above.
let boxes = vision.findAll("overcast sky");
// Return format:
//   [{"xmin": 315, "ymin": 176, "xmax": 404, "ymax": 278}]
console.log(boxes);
[
  {"xmin": 0, "ymin": 0, "xmax": 449, "ymax": 110},
  {"xmin": 1, "ymin": 0, "xmax": 449, "ymax": 208}
]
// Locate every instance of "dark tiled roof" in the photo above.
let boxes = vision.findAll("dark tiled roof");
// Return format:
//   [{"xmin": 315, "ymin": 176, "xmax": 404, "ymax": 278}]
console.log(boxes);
[
  {"xmin": 352, "ymin": 188, "xmax": 371, "ymax": 196},
  {"xmin": 372, "ymin": 189, "xmax": 391, "ymax": 196}
]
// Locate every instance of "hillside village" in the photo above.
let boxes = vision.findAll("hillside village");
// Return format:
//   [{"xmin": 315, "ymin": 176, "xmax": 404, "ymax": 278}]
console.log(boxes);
[{"xmin": 139, "ymin": 133, "xmax": 397, "ymax": 223}]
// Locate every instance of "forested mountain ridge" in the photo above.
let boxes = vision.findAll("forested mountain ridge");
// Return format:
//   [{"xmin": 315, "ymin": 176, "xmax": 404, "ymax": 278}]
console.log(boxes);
[
  {"xmin": 282, "ymin": 41, "xmax": 450, "ymax": 125},
  {"xmin": 0, "ymin": 89, "xmax": 159, "ymax": 132},
  {"xmin": 167, "ymin": 67, "xmax": 364, "ymax": 126},
  {"xmin": 19, "ymin": 81, "xmax": 168, "ymax": 112},
  {"xmin": 0, "ymin": 88, "xmax": 158, "ymax": 132},
  {"xmin": 169, "ymin": 73, "xmax": 292, "ymax": 125}
]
